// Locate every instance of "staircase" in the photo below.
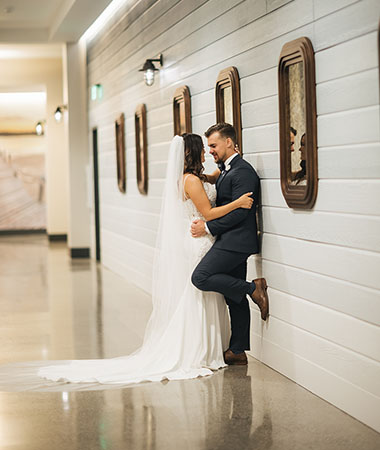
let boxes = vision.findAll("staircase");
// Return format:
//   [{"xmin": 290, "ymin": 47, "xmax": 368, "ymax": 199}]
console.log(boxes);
[{"xmin": 0, "ymin": 155, "xmax": 46, "ymax": 231}]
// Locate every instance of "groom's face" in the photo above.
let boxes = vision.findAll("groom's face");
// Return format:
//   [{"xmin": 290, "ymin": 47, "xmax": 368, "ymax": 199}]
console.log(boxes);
[{"xmin": 207, "ymin": 132, "xmax": 229, "ymax": 164}]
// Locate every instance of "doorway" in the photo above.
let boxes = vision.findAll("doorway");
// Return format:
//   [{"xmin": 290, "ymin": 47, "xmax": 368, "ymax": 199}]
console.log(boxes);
[
  {"xmin": 92, "ymin": 128, "xmax": 101, "ymax": 261},
  {"xmin": 0, "ymin": 91, "xmax": 47, "ymax": 233}
]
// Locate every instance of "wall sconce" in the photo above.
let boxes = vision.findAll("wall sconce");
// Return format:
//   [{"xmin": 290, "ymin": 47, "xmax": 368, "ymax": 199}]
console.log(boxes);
[
  {"xmin": 91, "ymin": 83, "xmax": 103, "ymax": 101},
  {"xmin": 54, "ymin": 105, "xmax": 67, "ymax": 122},
  {"xmin": 139, "ymin": 54, "xmax": 163, "ymax": 86},
  {"xmin": 35, "ymin": 120, "xmax": 46, "ymax": 136}
]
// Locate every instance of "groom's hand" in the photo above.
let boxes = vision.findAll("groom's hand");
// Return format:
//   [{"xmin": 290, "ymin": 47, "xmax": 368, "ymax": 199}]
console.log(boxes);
[{"xmin": 191, "ymin": 219, "xmax": 206, "ymax": 237}]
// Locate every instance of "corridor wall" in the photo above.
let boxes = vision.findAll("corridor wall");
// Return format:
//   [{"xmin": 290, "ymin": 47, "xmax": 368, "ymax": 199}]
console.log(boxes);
[
  {"xmin": 0, "ymin": 57, "xmax": 69, "ymax": 236},
  {"xmin": 86, "ymin": 0, "xmax": 380, "ymax": 431}
]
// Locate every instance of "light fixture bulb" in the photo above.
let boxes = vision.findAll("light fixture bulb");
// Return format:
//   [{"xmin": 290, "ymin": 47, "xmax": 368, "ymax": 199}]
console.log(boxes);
[
  {"xmin": 144, "ymin": 69, "xmax": 155, "ymax": 86},
  {"xmin": 35, "ymin": 122, "xmax": 43, "ymax": 136},
  {"xmin": 54, "ymin": 107, "xmax": 62, "ymax": 122}
]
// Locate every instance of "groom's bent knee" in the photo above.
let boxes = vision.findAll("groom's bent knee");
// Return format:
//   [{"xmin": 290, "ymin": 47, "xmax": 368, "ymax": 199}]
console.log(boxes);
[{"xmin": 191, "ymin": 267, "xmax": 208, "ymax": 291}]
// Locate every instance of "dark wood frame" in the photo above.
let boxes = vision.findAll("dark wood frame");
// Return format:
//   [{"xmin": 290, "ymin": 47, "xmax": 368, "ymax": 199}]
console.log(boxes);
[
  {"xmin": 135, "ymin": 104, "xmax": 148, "ymax": 195},
  {"xmin": 278, "ymin": 37, "xmax": 318, "ymax": 209},
  {"xmin": 215, "ymin": 66, "xmax": 242, "ymax": 154},
  {"xmin": 115, "ymin": 113, "xmax": 126, "ymax": 194},
  {"xmin": 173, "ymin": 85, "xmax": 192, "ymax": 135}
]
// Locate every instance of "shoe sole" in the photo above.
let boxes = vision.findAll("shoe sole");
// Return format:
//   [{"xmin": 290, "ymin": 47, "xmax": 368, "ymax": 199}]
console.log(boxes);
[
  {"xmin": 225, "ymin": 360, "xmax": 248, "ymax": 366},
  {"xmin": 260, "ymin": 278, "xmax": 269, "ymax": 321}
]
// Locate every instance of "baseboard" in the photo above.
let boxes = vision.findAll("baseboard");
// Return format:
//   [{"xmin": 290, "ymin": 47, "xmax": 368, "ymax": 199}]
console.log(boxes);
[
  {"xmin": 70, "ymin": 247, "xmax": 90, "ymax": 258},
  {"xmin": 0, "ymin": 229, "xmax": 46, "ymax": 236},
  {"xmin": 48, "ymin": 234, "xmax": 67, "ymax": 242}
]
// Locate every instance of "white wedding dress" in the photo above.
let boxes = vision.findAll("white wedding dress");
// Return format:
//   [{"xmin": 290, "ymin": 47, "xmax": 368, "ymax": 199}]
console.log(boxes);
[
  {"xmin": 36, "ymin": 182, "xmax": 230, "ymax": 385},
  {"xmin": 0, "ymin": 136, "xmax": 230, "ymax": 391}
]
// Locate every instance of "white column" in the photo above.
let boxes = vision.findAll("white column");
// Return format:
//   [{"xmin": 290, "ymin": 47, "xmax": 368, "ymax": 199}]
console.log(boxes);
[
  {"xmin": 45, "ymin": 58, "xmax": 69, "ymax": 236},
  {"xmin": 64, "ymin": 41, "xmax": 91, "ymax": 256}
]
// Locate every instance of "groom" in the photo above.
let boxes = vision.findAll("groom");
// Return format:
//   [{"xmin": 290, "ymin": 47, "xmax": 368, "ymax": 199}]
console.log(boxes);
[{"xmin": 191, "ymin": 123, "xmax": 269, "ymax": 366}]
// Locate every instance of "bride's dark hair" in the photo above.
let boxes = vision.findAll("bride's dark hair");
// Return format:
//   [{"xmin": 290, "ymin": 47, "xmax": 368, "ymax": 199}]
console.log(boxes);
[{"xmin": 182, "ymin": 133, "xmax": 206, "ymax": 181}]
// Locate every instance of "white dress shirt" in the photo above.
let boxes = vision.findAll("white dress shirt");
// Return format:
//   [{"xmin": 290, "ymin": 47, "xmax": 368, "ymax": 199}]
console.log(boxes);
[
  {"xmin": 222, "ymin": 152, "xmax": 238, "ymax": 171},
  {"xmin": 204, "ymin": 152, "xmax": 239, "ymax": 234}
]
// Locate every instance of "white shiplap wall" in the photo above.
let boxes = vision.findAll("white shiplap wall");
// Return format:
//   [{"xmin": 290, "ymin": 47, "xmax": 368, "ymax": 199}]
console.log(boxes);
[{"xmin": 86, "ymin": 0, "xmax": 380, "ymax": 432}]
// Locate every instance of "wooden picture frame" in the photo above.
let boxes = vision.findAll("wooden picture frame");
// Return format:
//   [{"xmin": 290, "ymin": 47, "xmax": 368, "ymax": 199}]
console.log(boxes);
[
  {"xmin": 215, "ymin": 66, "xmax": 242, "ymax": 155},
  {"xmin": 278, "ymin": 37, "xmax": 318, "ymax": 209},
  {"xmin": 135, "ymin": 104, "xmax": 148, "ymax": 195},
  {"xmin": 173, "ymin": 85, "xmax": 192, "ymax": 135},
  {"xmin": 115, "ymin": 113, "xmax": 126, "ymax": 194}
]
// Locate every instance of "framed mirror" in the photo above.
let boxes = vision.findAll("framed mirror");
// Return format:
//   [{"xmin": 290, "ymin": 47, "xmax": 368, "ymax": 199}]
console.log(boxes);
[
  {"xmin": 278, "ymin": 37, "xmax": 318, "ymax": 209},
  {"xmin": 215, "ymin": 66, "xmax": 242, "ymax": 155},
  {"xmin": 135, "ymin": 104, "xmax": 148, "ymax": 195},
  {"xmin": 173, "ymin": 85, "xmax": 192, "ymax": 135},
  {"xmin": 115, "ymin": 113, "xmax": 126, "ymax": 193}
]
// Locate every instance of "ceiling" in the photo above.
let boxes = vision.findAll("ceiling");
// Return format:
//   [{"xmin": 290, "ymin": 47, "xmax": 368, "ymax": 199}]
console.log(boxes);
[
  {"xmin": 0, "ymin": 0, "xmax": 113, "ymax": 43},
  {"xmin": 0, "ymin": 92, "xmax": 46, "ymax": 134},
  {"xmin": 0, "ymin": 0, "xmax": 115, "ymax": 134}
]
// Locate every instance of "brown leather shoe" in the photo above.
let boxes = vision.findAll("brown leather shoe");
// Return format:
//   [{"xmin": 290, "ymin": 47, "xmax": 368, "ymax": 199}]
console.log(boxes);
[
  {"xmin": 250, "ymin": 278, "xmax": 269, "ymax": 321},
  {"xmin": 223, "ymin": 349, "xmax": 248, "ymax": 366}
]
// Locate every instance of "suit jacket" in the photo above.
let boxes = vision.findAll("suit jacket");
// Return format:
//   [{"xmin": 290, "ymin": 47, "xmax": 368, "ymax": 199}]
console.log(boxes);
[{"xmin": 206, "ymin": 155, "xmax": 260, "ymax": 254}]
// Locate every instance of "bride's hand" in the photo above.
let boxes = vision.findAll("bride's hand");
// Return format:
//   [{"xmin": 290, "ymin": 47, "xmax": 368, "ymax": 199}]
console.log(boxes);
[{"xmin": 237, "ymin": 192, "xmax": 254, "ymax": 209}]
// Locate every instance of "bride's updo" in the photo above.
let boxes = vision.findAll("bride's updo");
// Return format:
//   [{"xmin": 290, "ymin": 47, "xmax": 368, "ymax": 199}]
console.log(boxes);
[{"xmin": 182, "ymin": 133, "xmax": 206, "ymax": 181}]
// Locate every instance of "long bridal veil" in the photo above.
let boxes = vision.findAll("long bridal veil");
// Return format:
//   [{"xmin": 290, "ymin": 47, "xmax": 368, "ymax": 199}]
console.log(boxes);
[
  {"xmin": 0, "ymin": 135, "xmax": 228, "ymax": 391},
  {"xmin": 142, "ymin": 135, "xmax": 190, "ymax": 347}
]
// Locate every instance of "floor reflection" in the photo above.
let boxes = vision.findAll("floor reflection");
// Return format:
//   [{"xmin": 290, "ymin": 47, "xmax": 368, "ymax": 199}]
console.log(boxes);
[{"xmin": 0, "ymin": 235, "xmax": 379, "ymax": 450}]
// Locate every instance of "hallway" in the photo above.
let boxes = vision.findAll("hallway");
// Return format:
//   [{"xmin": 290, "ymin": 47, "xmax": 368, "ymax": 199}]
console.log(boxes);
[
  {"xmin": 0, "ymin": 235, "xmax": 379, "ymax": 449},
  {"xmin": 0, "ymin": 156, "xmax": 46, "ymax": 231}
]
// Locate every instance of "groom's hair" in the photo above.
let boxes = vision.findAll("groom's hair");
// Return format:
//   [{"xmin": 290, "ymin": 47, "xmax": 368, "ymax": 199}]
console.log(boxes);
[{"xmin": 205, "ymin": 123, "xmax": 236, "ymax": 145}]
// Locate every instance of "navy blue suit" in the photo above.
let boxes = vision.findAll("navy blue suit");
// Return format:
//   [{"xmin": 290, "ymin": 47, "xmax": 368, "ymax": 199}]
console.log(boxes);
[{"xmin": 191, "ymin": 155, "xmax": 260, "ymax": 353}]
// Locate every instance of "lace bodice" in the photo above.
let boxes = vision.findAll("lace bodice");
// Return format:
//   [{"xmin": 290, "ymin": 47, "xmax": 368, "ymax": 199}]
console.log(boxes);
[
  {"xmin": 183, "ymin": 181, "xmax": 216, "ymax": 261},
  {"xmin": 184, "ymin": 182, "xmax": 217, "ymax": 220}
]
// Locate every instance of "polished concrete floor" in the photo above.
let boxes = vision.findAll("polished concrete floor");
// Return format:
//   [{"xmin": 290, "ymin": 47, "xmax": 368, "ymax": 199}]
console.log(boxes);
[{"xmin": 0, "ymin": 235, "xmax": 379, "ymax": 450}]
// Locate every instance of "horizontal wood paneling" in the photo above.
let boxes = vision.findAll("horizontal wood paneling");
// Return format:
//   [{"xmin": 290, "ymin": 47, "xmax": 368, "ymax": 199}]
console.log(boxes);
[
  {"xmin": 266, "ymin": 288, "xmax": 380, "ymax": 361},
  {"xmin": 87, "ymin": 0, "xmax": 380, "ymax": 432},
  {"xmin": 318, "ymin": 143, "xmax": 380, "ymax": 179},
  {"xmin": 243, "ymin": 124, "xmax": 279, "ymax": 153},
  {"xmin": 317, "ymin": 69, "xmax": 379, "ymax": 115},
  {"xmin": 250, "ymin": 316, "xmax": 380, "ymax": 433},
  {"xmin": 261, "ymin": 259, "xmax": 380, "ymax": 326},
  {"xmin": 313, "ymin": 0, "xmax": 380, "ymax": 51},
  {"xmin": 313, "ymin": 0, "xmax": 358, "ymax": 19},
  {"xmin": 266, "ymin": 0, "xmax": 293, "ymax": 13},
  {"xmin": 261, "ymin": 233, "xmax": 380, "ymax": 290},
  {"xmin": 249, "ymin": 305, "xmax": 380, "ymax": 397},
  {"xmin": 318, "ymin": 105, "xmax": 380, "ymax": 147},
  {"xmin": 241, "ymin": 67, "xmax": 277, "ymax": 103},
  {"xmin": 316, "ymin": 31, "xmax": 378, "ymax": 83},
  {"xmin": 262, "ymin": 179, "xmax": 380, "ymax": 215},
  {"xmin": 242, "ymin": 96, "xmax": 278, "ymax": 128}
]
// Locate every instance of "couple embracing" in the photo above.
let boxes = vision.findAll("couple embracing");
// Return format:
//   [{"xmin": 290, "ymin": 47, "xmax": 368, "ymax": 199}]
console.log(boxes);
[{"xmin": 38, "ymin": 122, "xmax": 269, "ymax": 385}]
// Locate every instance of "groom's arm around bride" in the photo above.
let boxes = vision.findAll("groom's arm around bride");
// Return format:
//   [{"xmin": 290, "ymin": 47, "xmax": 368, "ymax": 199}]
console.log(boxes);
[{"xmin": 191, "ymin": 123, "xmax": 269, "ymax": 365}]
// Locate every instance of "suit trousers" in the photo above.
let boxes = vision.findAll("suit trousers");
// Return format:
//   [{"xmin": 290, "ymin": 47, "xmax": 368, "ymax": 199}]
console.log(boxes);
[{"xmin": 191, "ymin": 247, "xmax": 255, "ymax": 353}]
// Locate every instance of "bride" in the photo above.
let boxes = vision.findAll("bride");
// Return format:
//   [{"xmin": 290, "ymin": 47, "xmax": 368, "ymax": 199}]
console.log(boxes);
[{"xmin": 37, "ymin": 134, "xmax": 253, "ymax": 385}]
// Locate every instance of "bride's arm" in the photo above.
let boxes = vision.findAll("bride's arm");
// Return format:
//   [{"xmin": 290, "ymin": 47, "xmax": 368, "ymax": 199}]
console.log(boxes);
[
  {"xmin": 184, "ymin": 175, "xmax": 253, "ymax": 221},
  {"xmin": 203, "ymin": 168, "xmax": 220, "ymax": 185}
]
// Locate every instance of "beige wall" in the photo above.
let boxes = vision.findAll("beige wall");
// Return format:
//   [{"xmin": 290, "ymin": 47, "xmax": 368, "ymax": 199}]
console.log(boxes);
[
  {"xmin": 0, "ymin": 135, "xmax": 46, "ymax": 158},
  {"xmin": 86, "ymin": 0, "xmax": 380, "ymax": 432},
  {"xmin": 64, "ymin": 41, "xmax": 91, "ymax": 249},
  {"xmin": 1, "ymin": 57, "xmax": 69, "ymax": 235}
]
